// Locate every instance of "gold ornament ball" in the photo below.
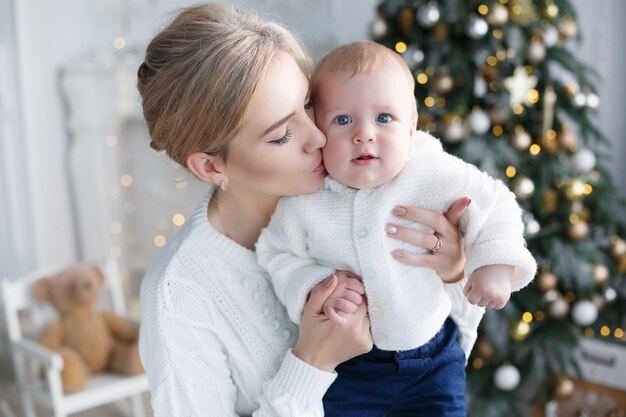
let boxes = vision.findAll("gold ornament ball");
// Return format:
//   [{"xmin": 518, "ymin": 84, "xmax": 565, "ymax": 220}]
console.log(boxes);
[
  {"xmin": 434, "ymin": 74, "xmax": 454, "ymax": 95},
  {"xmin": 433, "ymin": 23, "xmax": 448, "ymax": 41},
  {"xmin": 564, "ymin": 179, "xmax": 586, "ymax": 201},
  {"xmin": 567, "ymin": 220, "xmax": 589, "ymax": 240},
  {"xmin": 512, "ymin": 177, "xmax": 535, "ymax": 200},
  {"xmin": 555, "ymin": 376, "xmax": 575, "ymax": 398},
  {"xmin": 537, "ymin": 271, "xmax": 558, "ymax": 293},
  {"xmin": 591, "ymin": 264, "xmax": 610, "ymax": 286},
  {"xmin": 487, "ymin": 3, "xmax": 509, "ymax": 26},
  {"xmin": 511, "ymin": 321, "xmax": 531, "ymax": 342},
  {"xmin": 489, "ymin": 107, "xmax": 511, "ymax": 125},
  {"xmin": 511, "ymin": 128, "xmax": 532, "ymax": 151},
  {"xmin": 557, "ymin": 129, "xmax": 578, "ymax": 151},
  {"xmin": 563, "ymin": 82, "xmax": 580, "ymax": 98},
  {"xmin": 399, "ymin": 8, "xmax": 415, "ymax": 34},
  {"xmin": 559, "ymin": 17, "xmax": 578, "ymax": 39},
  {"xmin": 618, "ymin": 254, "xmax": 626, "ymax": 274},
  {"xmin": 610, "ymin": 236, "xmax": 626, "ymax": 257},
  {"xmin": 539, "ymin": 133, "xmax": 559, "ymax": 154},
  {"xmin": 544, "ymin": 189, "xmax": 558, "ymax": 214},
  {"xmin": 544, "ymin": 3, "xmax": 559, "ymax": 19},
  {"xmin": 477, "ymin": 338, "xmax": 495, "ymax": 358}
]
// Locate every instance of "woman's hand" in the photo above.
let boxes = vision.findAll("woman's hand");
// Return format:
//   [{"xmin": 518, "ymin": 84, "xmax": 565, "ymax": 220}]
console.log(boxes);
[
  {"xmin": 293, "ymin": 275, "xmax": 372, "ymax": 372},
  {"xmin": 386, "ymin": 197, "xmax": 471, "ymax": 283}
]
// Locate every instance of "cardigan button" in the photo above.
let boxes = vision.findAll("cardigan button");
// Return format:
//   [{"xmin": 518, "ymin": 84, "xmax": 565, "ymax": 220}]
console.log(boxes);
[{"xmin": 355, "ymin": 226, "xmax": 369, "ymax": 239}]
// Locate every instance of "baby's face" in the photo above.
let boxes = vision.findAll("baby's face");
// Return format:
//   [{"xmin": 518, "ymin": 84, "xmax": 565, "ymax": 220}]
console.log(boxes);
[{"xmin": 314, "ymin": 62, "xmax": 416, "ymax": 189}]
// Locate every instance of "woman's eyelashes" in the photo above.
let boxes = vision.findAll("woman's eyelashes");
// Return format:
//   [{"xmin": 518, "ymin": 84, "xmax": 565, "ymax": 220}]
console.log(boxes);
[
  {"xmin": 304, "ymin": 98, "xmax": 314, "ymax": 109},
  {"xmin": 269, "ymin": 126, "xmax": 293, "ymax": 146}
]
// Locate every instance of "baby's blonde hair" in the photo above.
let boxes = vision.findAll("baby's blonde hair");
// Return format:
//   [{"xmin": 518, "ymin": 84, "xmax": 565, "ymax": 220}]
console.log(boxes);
[
  {"xmin": 311, "ymin": 41, "xmax": 417, "ymax": 123},
  {"xmin": 137, "ymin": 3, "xmax": 310, "ymax": 166}
]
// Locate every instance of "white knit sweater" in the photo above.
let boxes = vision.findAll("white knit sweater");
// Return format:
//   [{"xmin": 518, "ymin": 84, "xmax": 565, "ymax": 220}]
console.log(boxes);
[
  {"xmin": 257, "ymin": 131, "xmax": 537, "ymax": 355},
  {"xmin": 139, "ymin": 189, "xmax": 337, "ymax": 417}
]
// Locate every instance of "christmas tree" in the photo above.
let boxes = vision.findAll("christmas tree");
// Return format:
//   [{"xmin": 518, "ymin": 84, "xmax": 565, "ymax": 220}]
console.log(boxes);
[{"xmin": 371, "ymin": 0, "xmax": 626, "ymax": 415}]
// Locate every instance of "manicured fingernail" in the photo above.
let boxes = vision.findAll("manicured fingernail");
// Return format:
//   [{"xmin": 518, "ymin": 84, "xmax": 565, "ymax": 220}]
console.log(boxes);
[
  {"xmin": 466, "ymin": 198, "xmax": 472, "ymax": 207},
  {"xmin": 325, "ymin": 275, "xmax": 335, "ymax": 286},
  {"xmin": 386, "ymin": 225, "xmax": 398, "ymax": 234},
  {"xmin": 392, "ymin": 250, "xmax": 403, "ymax": 259},
  {"xmin": 392, "ymin": 206, "xmax": 407, "ymax": 216}
]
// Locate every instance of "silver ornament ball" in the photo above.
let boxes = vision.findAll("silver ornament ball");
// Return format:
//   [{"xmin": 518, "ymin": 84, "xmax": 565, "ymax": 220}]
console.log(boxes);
[
  {"xmin": 417, "ymin": 2, "xmax": 440, "ymax": 28},
  {"xmin": 467, "ymin": 15, "xmax": 489, "ymax": 39}
]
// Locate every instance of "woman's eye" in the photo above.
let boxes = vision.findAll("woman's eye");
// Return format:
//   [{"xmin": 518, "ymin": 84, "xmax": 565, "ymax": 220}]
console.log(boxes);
[
  {"xmin": 377, "ymin": 113, "xmax": 392, "ymax": 123},
  {"xmin": 335, "ymin": 115, "xmax": 352, "ymax": 125},
  {"xmin": 304, "ymin": 98, "xmax": 315, "ymax": 110},
  {"xmin": 269, "ymin": 127, "xmax": 293, "ymax": 146}
]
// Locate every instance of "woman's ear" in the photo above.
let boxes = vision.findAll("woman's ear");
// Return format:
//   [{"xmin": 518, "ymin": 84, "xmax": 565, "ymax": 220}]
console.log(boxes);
[{"xmin": 186, "ymin": 152, "xmax": 227, "ymax": 186}]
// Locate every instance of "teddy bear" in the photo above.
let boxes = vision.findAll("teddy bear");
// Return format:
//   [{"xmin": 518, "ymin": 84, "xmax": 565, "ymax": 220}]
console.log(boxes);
[{"xmin": 33, "ymin": 263, "xmax": 144, "ymax": 393}]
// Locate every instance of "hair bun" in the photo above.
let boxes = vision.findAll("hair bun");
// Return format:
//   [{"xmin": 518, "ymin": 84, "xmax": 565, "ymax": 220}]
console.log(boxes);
[{"xmin": 138, "ymin": 62, "xmax": 156, "ymax": 84}]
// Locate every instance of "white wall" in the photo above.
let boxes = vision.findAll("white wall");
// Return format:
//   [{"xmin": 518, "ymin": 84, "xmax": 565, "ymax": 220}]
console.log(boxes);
[
  {"xmin": 7, "ymin": 0, "xmax": 625, "ymax": 272},
  {"xmin": 570, "ymin": 0, "xmax": 626, "ymax": 195}
]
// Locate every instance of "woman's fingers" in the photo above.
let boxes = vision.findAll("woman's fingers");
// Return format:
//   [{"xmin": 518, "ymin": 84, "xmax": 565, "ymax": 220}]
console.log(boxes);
[
  {"xmin": 443, "ymin": 197, "xmax": 471, "ymax": 226},
  {"xmin": 391, "ymin": 250, "xmax": 435, "ymax": 268},
  {"xmin": 386, "ymin": 225, "xmax": 440, "ymax": 251},
  {"xmin": 392, "ymin": 205, "xmax": 456, "ymax": 238},
  {"xmin": 305, "ymin": 274, "xmax": 338, "ymax": 315}
]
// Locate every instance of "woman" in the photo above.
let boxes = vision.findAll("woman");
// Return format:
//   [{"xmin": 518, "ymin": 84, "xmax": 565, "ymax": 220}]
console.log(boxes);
[{"xmin": 137, "ymin": 3, "xmax": 470, "ymax": 417}]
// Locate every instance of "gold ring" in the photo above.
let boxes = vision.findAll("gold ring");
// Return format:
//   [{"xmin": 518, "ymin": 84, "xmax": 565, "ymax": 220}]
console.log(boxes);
[{"xmin": 430, "ymin": 237, "xmax": 442, "ymax": 254}]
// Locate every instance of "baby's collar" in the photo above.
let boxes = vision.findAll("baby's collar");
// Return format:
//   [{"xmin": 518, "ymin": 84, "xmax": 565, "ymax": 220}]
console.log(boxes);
[{"xmin": 323, "ymin": 175, "xmax": 353, "ymax": 193}]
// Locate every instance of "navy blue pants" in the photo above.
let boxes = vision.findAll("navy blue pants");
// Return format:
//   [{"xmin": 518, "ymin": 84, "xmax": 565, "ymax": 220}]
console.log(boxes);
[{"xmin": 323, "ymin": 318, "xmax": 467, "ymax": 417}]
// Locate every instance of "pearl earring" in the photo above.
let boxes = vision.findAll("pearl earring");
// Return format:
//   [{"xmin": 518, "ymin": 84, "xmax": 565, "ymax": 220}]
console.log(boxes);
[{"xmin": 219, "ymin": 180, "xmax": 227, "ymax": 191}]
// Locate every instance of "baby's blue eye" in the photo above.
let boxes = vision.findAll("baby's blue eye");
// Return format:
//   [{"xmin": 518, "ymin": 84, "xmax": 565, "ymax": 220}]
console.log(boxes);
[
  {"xmin": 335, "ymin": 115, "xmax": 352, "ymax": 125},
  {"xmin": 377, "ymin": 113, "xmax": 392, "ymax": 123}
]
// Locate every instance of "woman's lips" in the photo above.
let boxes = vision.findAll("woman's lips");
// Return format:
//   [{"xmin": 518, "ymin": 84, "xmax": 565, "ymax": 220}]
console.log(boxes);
[{"xmin": 312, "ymin": 161, "xmax": 326, "ymax": 173}]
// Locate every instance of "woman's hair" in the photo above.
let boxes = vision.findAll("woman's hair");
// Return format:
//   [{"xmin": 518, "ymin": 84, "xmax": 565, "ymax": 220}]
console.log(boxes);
[{"xmin": 137, "ymin": 3, "xmax": 310, "ymax": 165}]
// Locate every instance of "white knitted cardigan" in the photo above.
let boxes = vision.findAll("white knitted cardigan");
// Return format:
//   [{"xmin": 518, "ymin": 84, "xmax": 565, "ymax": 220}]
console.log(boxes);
[
  {"xmin": 139, "ymin": 189, "xmax": 337, "ymax": 417},
  {"xmin": 257, "ymin": 131, "xmax": 537, "ymax": 354}
]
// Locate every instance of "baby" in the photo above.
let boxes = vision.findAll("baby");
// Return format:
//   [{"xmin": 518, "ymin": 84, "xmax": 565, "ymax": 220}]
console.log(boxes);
[{"xmin": 257, "ymin": 41, "xmax": 536, "ymax": 416}]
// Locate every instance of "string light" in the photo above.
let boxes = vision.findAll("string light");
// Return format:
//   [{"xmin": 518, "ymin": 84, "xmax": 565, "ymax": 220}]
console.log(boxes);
[
  {"xmin": 424, "ymin": 97, "xmax": 435, "ymax": 107},
  {"xmin": 522, "ymin": 312, "xmax": 533, "ymax": 323},
  {"xmin": 492, "ymin": 125, "xmax": 503, "ymax": 136},
  {"xmin": 154, "ymin": 235, "xmax": 167, "ymax": 248},
  {"xmin": 600, "ymin": 326, "xmax": 610, "ymax": 337},
  {"xmin": 529, "ymin": 144, "xmax": 541, "ymax": 155},
  {"xmin": 395, "ymin": 42, "xmax": 407, "ymax": 53},
  {"xmin": 172, "ymin": 213, "xmax": 186, "ymax": 227},
  {"xmin": 473, "ymin": 358, "xmax": 484, "ymax": 369},
  {"xmin": 506, "ymin": 166, "xmax": 517, "ymax": 178},
  {"xmin": 110, "ymin": 222, "xmax": 122, "ymax": 234},
  {"xmin": 106, "ymin": 135, "xmax": 118, "ymax": 147},
  {"xmin": 110, "ymin": 246, "xmax": 122, "ymax": 258},
  {"xmin": 120, "ymin": 174, "xmax": 133, "ymax": 187},
  {"xmin": 417, "ymin": 73, "xmax": 428, "ymax": 84},
  {"xmin": 113, "ymin": 37, "xmax": 126, "ymax": 49}
]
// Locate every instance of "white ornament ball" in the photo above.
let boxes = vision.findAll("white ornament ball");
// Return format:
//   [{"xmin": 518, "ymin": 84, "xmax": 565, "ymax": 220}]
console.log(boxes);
[
  {"xmin": 572, "ymin": 300, "xmax": 598, "ymax": 326},
  {"xmin": 572, "ymin": 92, "xmax": 587, "ymax": 108},
  {"xmin": 573, "ymin": 148, "xmax": 596, "ymax": 173},
  {"xmin": 370, "ymin": 17, "xmax": 388, "ymax": 38},
  {"xmin": 487, "ymin": 3, "xmax": 509, "ymax": 26},
  {"xmin": 402, "ymin": 47, "xmax": 424, "ymax": 68},
  {"xmin": 543, "ymin": 25, "xmax": 560, "ymax": 47},
  {"xmin": 494, "ymin": 364, "xmax": 521, "ymax": 391},
  {"xmin": 467, "ymin": 15, "xmax": 489, "ymax": 39},
  {"xmin": 523, "ymin": 212, "xmax": 541, "ymax": 237},
  {"xmin": 528, "ymin": 41, "xmax": 547, "ymax": 63},
  {"xmin": 468, "ymin": 110, "xmax": 491, "ymax": 134},
  {"xmin": 512, "ymin": 177, "xmax": 535, "ymax": 200},
  {"xmin": 443, "ymin": 120, "xmax": 466, "ymax": 143},
  {"xmin": 585, "ymin": 92, "xmax": 600, "ymax": 109},
  {"xmin": 549, "ymin": 297, "xmax": 570, "ymax": 319},
  {"xmin": 474, "ymin": 75, "xmax": 488, "ymax": 97},
  {"xmin": 543, "ymin": 290, "xmax": 559, "ymax": 303},
  {"xmin": 417, "ymin": 3, "xmax": 440, "ymax": 28},
  {"xmin": 604, "ymin": 287, "xmax": 618, "ymax": 303}
]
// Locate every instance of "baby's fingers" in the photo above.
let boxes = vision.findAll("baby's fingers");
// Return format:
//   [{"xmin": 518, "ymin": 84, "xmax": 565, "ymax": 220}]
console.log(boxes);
[{"xmin": 323, "ymin": 304, "xmax": 346, "ymax": 324}]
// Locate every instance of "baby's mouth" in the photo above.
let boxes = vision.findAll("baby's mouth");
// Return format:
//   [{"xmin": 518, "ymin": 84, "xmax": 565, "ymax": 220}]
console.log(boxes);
[{"xmin": 352, "ymin": 153, "xmax": 377, "ymax": 161}]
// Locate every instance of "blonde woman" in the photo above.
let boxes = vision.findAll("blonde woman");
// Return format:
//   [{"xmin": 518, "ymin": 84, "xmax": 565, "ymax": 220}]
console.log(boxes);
[{"xmin": 137, "ymin": 3, "xmax": 471, "ymax": 416}]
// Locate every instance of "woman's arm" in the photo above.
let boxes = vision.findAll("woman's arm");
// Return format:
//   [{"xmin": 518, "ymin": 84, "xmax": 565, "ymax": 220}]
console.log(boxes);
[{"xmin": 141, "ymin": 270, "xmax": 371, "ymax": 417}]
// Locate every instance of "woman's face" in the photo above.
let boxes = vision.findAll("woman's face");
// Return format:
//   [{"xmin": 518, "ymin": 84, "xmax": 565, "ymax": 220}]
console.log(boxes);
[{"xmin": 222, "ymin": 52, "xmax": 327, "ymax": 197}]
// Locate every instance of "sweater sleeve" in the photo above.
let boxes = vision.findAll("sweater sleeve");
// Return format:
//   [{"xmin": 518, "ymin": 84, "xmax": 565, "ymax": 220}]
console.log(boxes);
[
  {"xmin": 453, "ymin": 157, "xmax": 537, "ymax": 292},
  {"xmin": 256, "ymin": 198, "xmax": 335, "ymax": 325},
  {"xmin": 139, "ymin": 276, "xmax": 337, "ymax": 417}
]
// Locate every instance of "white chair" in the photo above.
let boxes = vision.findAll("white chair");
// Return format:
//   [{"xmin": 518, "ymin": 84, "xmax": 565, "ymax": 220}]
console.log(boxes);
[{"xmin": 0, "ymin": 259, "xmax": 149, "ymax": 417}]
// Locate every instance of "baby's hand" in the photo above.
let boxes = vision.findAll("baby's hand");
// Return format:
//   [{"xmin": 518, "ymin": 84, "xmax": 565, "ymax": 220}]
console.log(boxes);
[
  {"xmin": 463, "ymin": 265, "xmax": 514, "ymax": 309},
  {"xmin": 322, "ymin": 271, "xmax": 366, "ymax": 324}
]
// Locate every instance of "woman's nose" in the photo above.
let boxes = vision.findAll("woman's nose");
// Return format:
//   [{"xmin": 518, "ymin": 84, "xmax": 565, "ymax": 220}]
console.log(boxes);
[{"xmin": 303, "ymin": 117, "xmax": 327, "ymax": 153}]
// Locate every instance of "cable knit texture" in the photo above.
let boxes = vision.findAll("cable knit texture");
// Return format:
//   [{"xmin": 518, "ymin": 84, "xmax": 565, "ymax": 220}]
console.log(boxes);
[
  {"xmin": 139, "ymin": 189, "xmax": 337, "ymax": 417},
  {"xmin": 257, "ymin": 131, "xmax": 537, "ymax": 354}
]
